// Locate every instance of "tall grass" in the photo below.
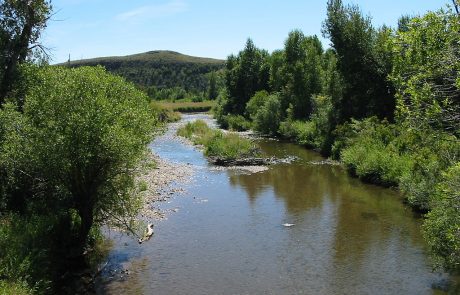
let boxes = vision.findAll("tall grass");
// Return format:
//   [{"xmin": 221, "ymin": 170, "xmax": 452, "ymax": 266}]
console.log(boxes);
[
  {"xmin": 0, "ymin": 280, "xmax": 33, "ymax": 295},
  {"xmin": 150, "ymin": 101, "xmax": 181, "ymax": 122},
  {"xmin": 157, "ymin": 100, "xmax": 216, "ymax": 113},
  {"xmin": 177, "ymin": 120, "xmax": 259, "ymax": 160}
]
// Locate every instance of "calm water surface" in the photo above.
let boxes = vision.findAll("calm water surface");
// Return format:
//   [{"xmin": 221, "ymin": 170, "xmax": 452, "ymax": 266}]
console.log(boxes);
[{"xmin": 96, "ymin": 114, "xmax": 457, "ymax": 295}]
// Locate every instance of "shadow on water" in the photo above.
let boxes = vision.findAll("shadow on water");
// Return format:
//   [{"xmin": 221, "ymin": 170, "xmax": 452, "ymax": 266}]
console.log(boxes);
[{"xmin": 96, "ymin": 114, "xmax": 459, "ymax": 295}]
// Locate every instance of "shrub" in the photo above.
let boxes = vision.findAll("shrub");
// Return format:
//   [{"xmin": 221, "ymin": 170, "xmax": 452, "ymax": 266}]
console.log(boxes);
[
  {"xmin": 0, "ymin": 214, "xmax": 52, "ymax": 293},
  {"xmin": 245, "ymin": 90, "xmax": 269, "ymax": 120},
  {"xmin": 339, "ymin": 118, "xmax": 412, "ymax": 187},
  {"xmin": 399, "ymin": 131, "xmax": 460, "ymax": 210},
  {"xmin": 423, "ymin": 163, "xmax": 460, "ymax": 273},
  {"xmin": 253, "ymin": 94, "xmax": 282, "ymax": 135},
  {"xmin": 278, "ymin": 95, "xmax": 334, "ymax": 154},
  {"xmin": 150, "ymin": 101, "xmax": 181, "ymax": 122},
  {"xmin": 191, "ymin": 96, "xmax": 203, "ymax": 102},
  {"xmin": 341, "ymin": 139, "xmax": 412, "ymax": 187},
  {"xmin": 279, "ymin": 120, "xmax": 316, "ymax": 147},
  {"xmin": 224, "ymin": 115, "xmax": 251, "ymax": 131}
]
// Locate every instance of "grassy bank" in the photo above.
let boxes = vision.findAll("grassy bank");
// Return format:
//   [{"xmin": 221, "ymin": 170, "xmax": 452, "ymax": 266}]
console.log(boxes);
[
  {"xmin": 150, "ymin": 101, "xmax": 181, "ymax": 122},
  {"xmin": 177, "ymin": 120, "xmax": 260, "ymax": 160},
  {"xmin": 157, "ymin": 100, "xmax": 216, "ymax": 113}
]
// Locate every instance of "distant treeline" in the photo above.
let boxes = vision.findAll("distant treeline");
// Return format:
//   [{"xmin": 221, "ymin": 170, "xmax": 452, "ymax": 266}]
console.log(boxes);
[
  {"xmin": 66, "ymin": 50, "xmax": 225, "ymax": 100},
  {"xmin": 216, "ymin": 0, "xmax": 460, "ymax": 275}
]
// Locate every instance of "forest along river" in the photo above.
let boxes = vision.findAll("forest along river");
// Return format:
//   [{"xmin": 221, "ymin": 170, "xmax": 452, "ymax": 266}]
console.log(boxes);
[{"xmin": 95, "ymin": 113, "xmax": 457, "ymax": 295}]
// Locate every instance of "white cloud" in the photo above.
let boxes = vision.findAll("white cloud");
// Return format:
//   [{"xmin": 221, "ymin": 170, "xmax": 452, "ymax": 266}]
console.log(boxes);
[{"xmin": 116, "ymin": 0, "xmax": 188, "ymax": 21}]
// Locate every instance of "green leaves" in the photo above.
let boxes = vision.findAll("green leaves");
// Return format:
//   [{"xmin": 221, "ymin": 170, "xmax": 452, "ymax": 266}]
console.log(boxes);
[
  {"xmin": 225, "ymin": 38, "xmax": 270, "ymax": 115},
  {"xmin": 0, "ymin": 0, "xmax": 52, "ymax": 102},
  {"xmin": 390, "ymin": 9, "xmax": 460, "ymax": 136},
  {"xmin": 281, "ymin": 32, "xmax": 323, "ymax": 119},
  {"xmin": 423, "ymin": 163, "xmax": 460, "ymax": 272},
  {"xmin": 323, "ymin": 0, "xmax": 396, "ymax": 123},
  {"xmin": 0, "ymin": 65, "xmax": 157, "ymax": 260}
]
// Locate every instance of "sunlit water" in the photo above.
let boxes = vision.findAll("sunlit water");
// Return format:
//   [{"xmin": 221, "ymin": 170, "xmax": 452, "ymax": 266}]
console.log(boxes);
[{"xmin": 96, "ymin": 114, "xmax": 458, "ymax": 295}]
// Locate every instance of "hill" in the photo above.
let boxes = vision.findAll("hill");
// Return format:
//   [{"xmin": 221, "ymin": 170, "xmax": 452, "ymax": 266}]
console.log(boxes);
[{"xmin": 62, "ymin": 50, "xmax": 225, "ymax": 93}]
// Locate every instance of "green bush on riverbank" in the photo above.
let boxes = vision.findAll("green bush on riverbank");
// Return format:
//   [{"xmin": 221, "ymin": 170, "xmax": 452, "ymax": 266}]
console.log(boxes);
[
  {"xmin": 0, "ymin": 65, "xmax": 157, "ymax": 293},
  {"xmin": 177, "ymin": 120, "xmax": 259, "ymax": 160}
]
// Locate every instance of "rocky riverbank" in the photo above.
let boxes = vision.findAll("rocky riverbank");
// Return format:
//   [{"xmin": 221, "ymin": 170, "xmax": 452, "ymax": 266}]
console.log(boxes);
[{"xmin": 137, "ymin": 152, "xmax": 194, "ymax": 220}]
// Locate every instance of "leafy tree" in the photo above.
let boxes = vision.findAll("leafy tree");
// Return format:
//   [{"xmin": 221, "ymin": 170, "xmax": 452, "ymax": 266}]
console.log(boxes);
[
  {"xmin": 390, "ymin": 9, "xmax": 460, "ymax": 137},
  {"xmin": 397, "ymin": 15, "xmax": 412, "ymax": 32},
  {"xmin": 245, "ymin": 90, "xmax": 269, "ymax": 121},
  {"xmin": 269, "ymin": 50, "xmax": 285, "ymax": 92},
  {"xmin": 280, "ymin": 31, "xmax": 323, "ymax": 119},
  {"xmin": 322, "ymin": 0, "xmax": 395, "ymax": 123},
  {"xmin": 253, "ymin": 94, "xmax": 282, "ymax": 135},
  {"xmin": 0, "ymin": 66, "xmax": 155, "ymax": 251},
  {"xmin": 0, "ymin": 0, "xmax": 51, "ymax": 104},
  {"xmin": 321, "ymin": 49, "xmax": 343, "ymax": 119},
  {"xmin": 208, "ymin": 71, "xmax": 218, "ymax": 100},
  {"xmin": 225, "ymin": 38, "xmax": 270, "ymax": 115}
]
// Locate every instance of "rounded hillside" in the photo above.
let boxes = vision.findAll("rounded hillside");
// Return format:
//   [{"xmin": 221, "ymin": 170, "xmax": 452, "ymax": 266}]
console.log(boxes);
[
  {"xmin": 59, "ymin": 50, "xmax": 225, "ymax": 91},
  {"xmin": 61, "ymin": 50, "xmax": 224, "ymax": 66}
]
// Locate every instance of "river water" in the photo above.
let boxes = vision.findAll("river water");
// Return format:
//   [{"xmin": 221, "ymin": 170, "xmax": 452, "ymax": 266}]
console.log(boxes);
[{"xmin": 96, "ymin": 114, "xmax": 458, "ymax": 295}]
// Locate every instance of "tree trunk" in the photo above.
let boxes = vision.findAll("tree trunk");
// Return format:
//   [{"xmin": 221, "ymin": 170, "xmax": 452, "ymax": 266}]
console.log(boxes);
[
  {"xmin": 453, "ymin": 0, "xmax": 460, "ymax": 15},
  {"xmin": 77, "ymin": 201, "xmax": 94, "ymax": 252}
]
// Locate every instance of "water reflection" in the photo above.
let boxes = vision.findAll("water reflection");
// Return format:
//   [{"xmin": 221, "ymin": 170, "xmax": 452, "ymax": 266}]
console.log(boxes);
[{"xmin": 229, "ymin": 139, "xmax": 448, "ymax": 294}]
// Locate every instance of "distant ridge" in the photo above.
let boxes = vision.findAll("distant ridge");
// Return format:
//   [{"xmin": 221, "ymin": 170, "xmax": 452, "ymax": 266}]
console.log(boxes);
[
  {"xmin": 61, "ymin": 50, "xmax": 225, "ymax": 92},
  {"xmin": 62, "ymin": 50, "xmax": 224, "ymax": 66}
]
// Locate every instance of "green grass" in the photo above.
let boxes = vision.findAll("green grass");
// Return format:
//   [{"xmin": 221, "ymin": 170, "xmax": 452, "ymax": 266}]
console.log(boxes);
[
  {"xmin": 177, "ymin": 120, "xmax": 260, "ymax": 160},
  {"xmin": 158, "ymin": 100, "xmax": 216, "ymax": 113},
  {"xmin": 0, "ymin": 280, "xmax": 33, "ymax": 295},
  {"xmin": 149, "ymin": 101, "xmax": 182, "ymax": 122},
  {"xmin": 206, "ymin": 132, "xmax": 258, "ymax": 159}
]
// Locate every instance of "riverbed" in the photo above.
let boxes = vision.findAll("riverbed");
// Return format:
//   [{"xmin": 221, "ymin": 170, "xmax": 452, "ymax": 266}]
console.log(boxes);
[{"xmin": 95, "ymin": 113, "xmax": 457, "ymax": 295}]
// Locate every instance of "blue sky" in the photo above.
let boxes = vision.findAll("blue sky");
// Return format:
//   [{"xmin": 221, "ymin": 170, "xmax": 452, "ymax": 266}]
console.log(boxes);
[{"xmin": 43, "ymin": 0, "xmax": 450, "ymax": 64}]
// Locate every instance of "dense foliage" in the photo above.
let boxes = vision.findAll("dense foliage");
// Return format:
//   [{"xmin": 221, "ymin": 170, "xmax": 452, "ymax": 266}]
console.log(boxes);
[
  {"xmin": 390, "ymin": 9, "xmax": 460, "ymax": 136},
  {"xmin": 215, "ymin": 2, "xmax": 460, "ymax": 274},
  {"xmin": 0, "ymin": 66, "xmax": 156, "ymax": 292},
  {"xmin": 222, "ymin": 39, "xmax": 270, "ymax": 115},
  {"xmin": 0, "ymin": 0, "xmax": 51, "ymax": 104},
  {"xmin": 323, "ymin": 0, "xmax": 395, "ymax": 123}
]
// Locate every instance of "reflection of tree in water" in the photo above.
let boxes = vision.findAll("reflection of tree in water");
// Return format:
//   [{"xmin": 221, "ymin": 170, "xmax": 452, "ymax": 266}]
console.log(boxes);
[
  {"xmin": 230, "ymin": 139, "xmax": 344, "ymax": 212},
  {"xmin": 330, "ymin": 180, "xmax": 427, "ymax": 277},
  {"xmin": 229, "ymin": 162, "xmax": 345, "ymax": 213},
  {"xmin": 318, "ymin": 171, "xmax": 434, "ymax": 290},
  {"xmin": 230, "ymin": 152, "xmax": 433, "ymax": 288}
]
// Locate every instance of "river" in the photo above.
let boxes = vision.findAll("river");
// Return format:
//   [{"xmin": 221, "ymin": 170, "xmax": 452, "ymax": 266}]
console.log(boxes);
[{"xmin": 95, "ymin": 113, "xmax": 457, "ymax": 295}]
